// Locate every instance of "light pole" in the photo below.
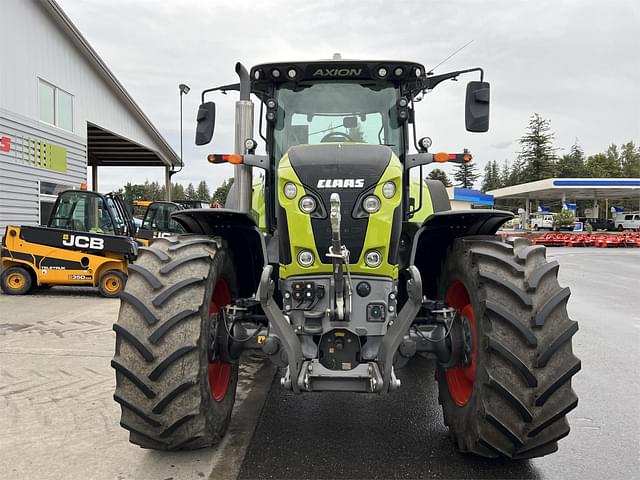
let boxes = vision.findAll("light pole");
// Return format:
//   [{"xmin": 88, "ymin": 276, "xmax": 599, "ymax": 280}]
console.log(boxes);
[
  {"xmin": 178, "ymin": 83, "xmax": 190, "ymax": 169},
  {"xmin": 168, "ymin": 83, "xmax": 190, "ymax": 201}
]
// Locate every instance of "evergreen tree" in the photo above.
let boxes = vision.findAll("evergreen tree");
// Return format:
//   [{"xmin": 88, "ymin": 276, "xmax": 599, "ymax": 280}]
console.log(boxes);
[
  {"xmin": 604, "ymin": 144, "xmax": 622, "ymax": 177},
  {"xmin": 518, "ymin": 113, "xmax": 557, "ymax": 181},
  {"xmin": 427, "ymin": 168, "xmax": 452, "ymax": 187},
  {"xmin": 481, "ymin": 160, "xmax": 501, "ymax": 191},
  {"xmin": 171, "ymin": 182, "xmax": 185, "ymax": 200},
  {"xmin": 211, "ymin": 178, "xmax": 234, "ymax": 206},
  {"xmin": 500, "ymin": 160, "xmax": 511, "ymax": 187},
  {"xmin": 585, "ymin": 152, "xmax": 621, "ymax": 177},
  {"xmin": 453, "ymin": 161, "xmax": 480, "ymax": 189},
  {"xmin": 196, "ymin": 180, "xmax": 211, "ymax": 201},
  {"xmin": 185, "ymin": 182, "xmax": 197, "ymax": 200},
  {"xmin": 508, "ymin": 156, "xmax": 527, "ymax": 185},
  {"xmin": 620, "ymin": 141, "xmax": 640, "ymax": 177},
  {"xmin": 556, "ymin": 142, "xmax": 586, "ymax": 177}
]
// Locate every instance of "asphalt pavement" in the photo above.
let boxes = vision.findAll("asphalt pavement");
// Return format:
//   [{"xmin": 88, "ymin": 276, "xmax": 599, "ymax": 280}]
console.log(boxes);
[{"xmin": 238, "ymin": 248, "xmax": 640, "ymax": 480}]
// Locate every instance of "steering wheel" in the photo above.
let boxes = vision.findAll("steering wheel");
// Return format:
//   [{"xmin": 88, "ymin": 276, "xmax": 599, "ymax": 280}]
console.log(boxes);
[{"xmin": 320, "ymin": 131, "xmax": 353, "ymax": 143}]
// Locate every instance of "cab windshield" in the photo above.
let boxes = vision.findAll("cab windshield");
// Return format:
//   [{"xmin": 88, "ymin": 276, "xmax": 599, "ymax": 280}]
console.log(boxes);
[
  {"xmin": 273, "ymin": 81, "xmax": 401, "ymax": 161},
  {"xmin": 48, "ymin": 191, "xmax": 115, "ymax": 234}
]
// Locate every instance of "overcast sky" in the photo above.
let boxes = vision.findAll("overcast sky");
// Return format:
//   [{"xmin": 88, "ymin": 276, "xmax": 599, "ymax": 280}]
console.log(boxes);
[{"xmin": 57, "ymin": 0, "xmax": 639, "ymax": 193}]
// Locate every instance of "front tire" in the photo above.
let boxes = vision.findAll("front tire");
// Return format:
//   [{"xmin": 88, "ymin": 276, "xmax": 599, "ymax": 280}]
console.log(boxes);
[
  {"xmin": 1, "ymin": 266, "xmax": 33, "ymax": 295},
  {"xmin": 436, "ymin": 236, "xmax": 580, "ymax": 459},
  {"xmin": 112, "ymin": 235, "xmax": 238, "ymax": 450},
  {"xmin": 99, "ymin": 270, "xmax": 127, "ymax": 298}
]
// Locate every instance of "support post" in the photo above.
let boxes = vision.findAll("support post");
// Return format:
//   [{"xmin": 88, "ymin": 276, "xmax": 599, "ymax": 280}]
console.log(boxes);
[
  {"xmin": 91, "ymin": 165, "xmax": 98, "ymax": 192},
  {"xmin": 165, "ymin": 167, "xmax": 171, "ymax": 201}
]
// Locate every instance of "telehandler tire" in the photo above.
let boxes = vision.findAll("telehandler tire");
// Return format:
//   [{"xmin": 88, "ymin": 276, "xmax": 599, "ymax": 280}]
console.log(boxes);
[
  {"xmin": 112, "ymin": 235, "xmax": 238, "ymax": 450},
  {"xmin": 99, "ymin": 270, "xmax": 127, "ymax": 298},
  {"xmin": 436, "ymin": 236, "xmax": 580, "ymax": 459},
  {"xmin": 1, "ymin": 266, "xmax": 33, "ymax": 295}
]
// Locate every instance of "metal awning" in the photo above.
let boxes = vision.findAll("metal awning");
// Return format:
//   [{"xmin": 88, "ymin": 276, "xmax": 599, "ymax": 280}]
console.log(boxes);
[
  {"xmin": 487, "ymin": 178, "xmax": 640, "ymax": 200},
  {"xmin": 87, "ymin": 123, "xmax": 177, "ymax": 168}
]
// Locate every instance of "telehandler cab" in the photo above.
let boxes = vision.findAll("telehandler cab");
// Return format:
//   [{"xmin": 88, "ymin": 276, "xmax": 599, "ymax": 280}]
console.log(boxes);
[
  {"xmin": 134, "ymin": 200, "xmax": 209, "ymax": 246},
  {"xmin": 113, "ymin": 56, "xmax": 580, "ymax": 459}
]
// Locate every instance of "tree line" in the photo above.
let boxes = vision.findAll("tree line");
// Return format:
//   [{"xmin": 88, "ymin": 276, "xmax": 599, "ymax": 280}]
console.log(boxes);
[
  {"xmin": 117, "ymin": 179, "xmax": 233, "ymax": 206},
  {"xmin": 426, "ymin": 113, "xmax": 639, "ymax": 191}
]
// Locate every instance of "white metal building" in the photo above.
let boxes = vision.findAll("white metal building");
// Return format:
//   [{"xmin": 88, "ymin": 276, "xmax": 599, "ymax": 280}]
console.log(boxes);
[{"xmin": 0, "ymin": 0, "xmax": 179, "ymax": 234}]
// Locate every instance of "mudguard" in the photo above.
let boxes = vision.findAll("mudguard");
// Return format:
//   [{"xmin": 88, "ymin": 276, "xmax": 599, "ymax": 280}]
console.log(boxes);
[
  {"xmin": 172, "ymin": 209, "xmax": 268, "ymax": 297},
  {"xmin": 410, "ymin": 209, "xmax": 513, "ymax": 298}
]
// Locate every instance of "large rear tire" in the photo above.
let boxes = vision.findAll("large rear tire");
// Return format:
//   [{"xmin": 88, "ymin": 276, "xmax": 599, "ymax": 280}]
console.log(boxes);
[
  {"xmin": 436, "ymin": 236, "xmax": 580, "ymax": 459},
  {"xmin": 112, "ymin": 235, "xmax": 238, "ymax": 450}
]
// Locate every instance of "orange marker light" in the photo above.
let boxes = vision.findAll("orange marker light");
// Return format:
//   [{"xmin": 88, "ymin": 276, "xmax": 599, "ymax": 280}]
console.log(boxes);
[
  {"xmin": 207, "ymin": 154, "xmax": 244, "ymax": 164},
  {"xmin": 80, "ymin": 182, "xmax": 87, "ymax": 190},
  {"xmin": 226, "ymin": 154, "xmax": 243, "ymax": 164},
  {"xmin": 434, "ymin": 152, "xmax": 449, "ymax": 163}
]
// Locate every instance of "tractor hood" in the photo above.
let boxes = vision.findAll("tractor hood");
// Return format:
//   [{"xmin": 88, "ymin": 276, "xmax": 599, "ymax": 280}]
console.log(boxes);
[{"xmin": 277, "ymin": 143, "xmax": 402, "ymax": 278}]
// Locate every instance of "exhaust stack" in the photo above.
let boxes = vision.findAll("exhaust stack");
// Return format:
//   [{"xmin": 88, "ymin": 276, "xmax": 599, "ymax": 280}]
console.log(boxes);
[{"xmin": 233, "ymin": 62, "xmax": 254, "ymax": 213}]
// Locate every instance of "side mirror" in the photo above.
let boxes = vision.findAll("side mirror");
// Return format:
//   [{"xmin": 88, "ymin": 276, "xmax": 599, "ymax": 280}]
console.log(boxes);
[
  {"xmin": 465, "ymin": 81, "xmax": 490, "ymax": 132},
  {"xmin": 195, "ymin": 102, "xmax": 216, "ymax": 145}
]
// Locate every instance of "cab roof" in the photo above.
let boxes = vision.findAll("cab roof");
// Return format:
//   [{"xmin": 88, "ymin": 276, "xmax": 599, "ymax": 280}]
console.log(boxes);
[{"xmin": 250, "ymin": 60, "xmax": 426, "ymax": 85}]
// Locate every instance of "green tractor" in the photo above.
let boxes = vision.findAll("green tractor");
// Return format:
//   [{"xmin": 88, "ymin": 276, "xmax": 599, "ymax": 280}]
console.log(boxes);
[{"xmin": 112, "ymin": 56, "xmax": 579, "ymax": 458}]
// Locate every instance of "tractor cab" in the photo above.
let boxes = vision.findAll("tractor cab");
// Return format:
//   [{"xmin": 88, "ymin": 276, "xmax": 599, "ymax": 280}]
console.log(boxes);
[{"xmin": 197, "ymin": 58, "xmax": 490, "ymax": 229}]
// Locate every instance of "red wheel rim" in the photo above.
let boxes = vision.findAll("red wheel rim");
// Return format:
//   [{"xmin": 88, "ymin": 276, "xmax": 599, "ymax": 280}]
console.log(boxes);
[
  {"xmin": 444, "ymin": 280, "xmax": 477, "ymax": 407},
  {"xmin": 208, "ymin": 279, "xmax": 232, "ymax": 402}
]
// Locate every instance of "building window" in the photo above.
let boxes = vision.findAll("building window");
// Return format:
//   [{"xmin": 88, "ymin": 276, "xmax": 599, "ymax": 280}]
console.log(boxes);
[
  {"xmin": 39, "ymin": 81, "xmax": 55, "ymax": 125},
  {"xmin": 39, "ymin": 181, "xmax": 73, "ymax": 226},
  {"xmin": 38, "ymin": 79, "xmax": 74, "ymax": 132}
]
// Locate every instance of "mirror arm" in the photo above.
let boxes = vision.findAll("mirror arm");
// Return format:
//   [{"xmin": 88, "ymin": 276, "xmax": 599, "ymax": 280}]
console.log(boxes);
[
  {"xmin": 200, "ymin": 82, "xmax": 240, "ymax": 103},
  {"xmin": 404, "ymin": 153, "xmax": 434, "ymax": 171},
  {"xmin": 421, "ymin": 67, "xmax": 484, "ymax": 91},
  {"xmin": 243, "ymin": 154, "xmax": 270, "ymax": 170}
]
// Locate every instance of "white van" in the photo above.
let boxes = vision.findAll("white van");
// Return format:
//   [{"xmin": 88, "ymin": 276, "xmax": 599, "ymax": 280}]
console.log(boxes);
[
  {"xmin": 613, "ymin": 212, "xmax": 640, "ymax": 231},
  {"xmin": 530, "ymin": 213, "xmax": 555, "ymax": 231}
]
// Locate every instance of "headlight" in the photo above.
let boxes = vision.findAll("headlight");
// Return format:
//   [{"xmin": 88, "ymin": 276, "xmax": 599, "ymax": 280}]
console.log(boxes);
[
  {"xmin": 299, "ymin": 196, "xmax": 316, "ymax": 213},
  {"xmin": 363, "ymin": 195, "xmax": 381, "ymax": 214},
  {"xmin": 284, "ymin": 182, "xmax": 297, "ymax": 199},
  {"xmin": 365, "ymin": 250, "xmax": 382, "ymax": 268},
  {"xmin": 297, "ymin": 250, "xmax": 314, "ymax": 267},
  {"xmin": 382, "ymin": 181, "xmax": 396, "ymax": 199}
]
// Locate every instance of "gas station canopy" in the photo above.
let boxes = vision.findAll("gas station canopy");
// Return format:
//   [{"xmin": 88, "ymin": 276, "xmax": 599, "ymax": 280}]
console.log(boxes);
[{"xmin": 487, "ymin": 178, "xmax": 640, "ymax": 200}]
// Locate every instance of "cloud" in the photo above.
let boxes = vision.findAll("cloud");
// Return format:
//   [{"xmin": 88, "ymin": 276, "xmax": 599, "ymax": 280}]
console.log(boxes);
[
  {"xmin": 56, "ymin": 0, "xmax": 638, "ymax": 193},
  {"xmin": 491, "ymin": 141, "xmax": 513, "ymax": 150}
]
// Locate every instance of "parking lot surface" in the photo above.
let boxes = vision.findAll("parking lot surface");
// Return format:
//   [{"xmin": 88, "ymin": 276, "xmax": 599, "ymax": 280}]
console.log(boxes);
[
  {"xmin": 0, "ymin": 288, "xmax": 272, "ymax": 480},
  {"xmin": 1, "ymin": 248, "xmax": 639, "ymax": 479}
]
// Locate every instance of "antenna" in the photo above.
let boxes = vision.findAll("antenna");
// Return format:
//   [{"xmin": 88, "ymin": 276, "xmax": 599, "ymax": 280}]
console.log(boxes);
[{"xmin": 426, "ymin": 39, "xmax": 474, "ymax": 75}]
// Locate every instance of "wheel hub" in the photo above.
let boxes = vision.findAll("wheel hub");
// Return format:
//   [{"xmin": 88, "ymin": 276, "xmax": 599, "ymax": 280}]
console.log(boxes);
[
  {"xmin": 460, "ymin": 314, "xmax": 473, "ymax": 367},
  {"xmin": 7, "ymin": 272, "xmax": 25, "ymax": 289},
  {"xmin": 444, "ymin": 281, "xmax": 477, "ymax": 407},
  {"xmin": 207, "ymin": 280, "xmax": 233, "ymax": 402}
]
